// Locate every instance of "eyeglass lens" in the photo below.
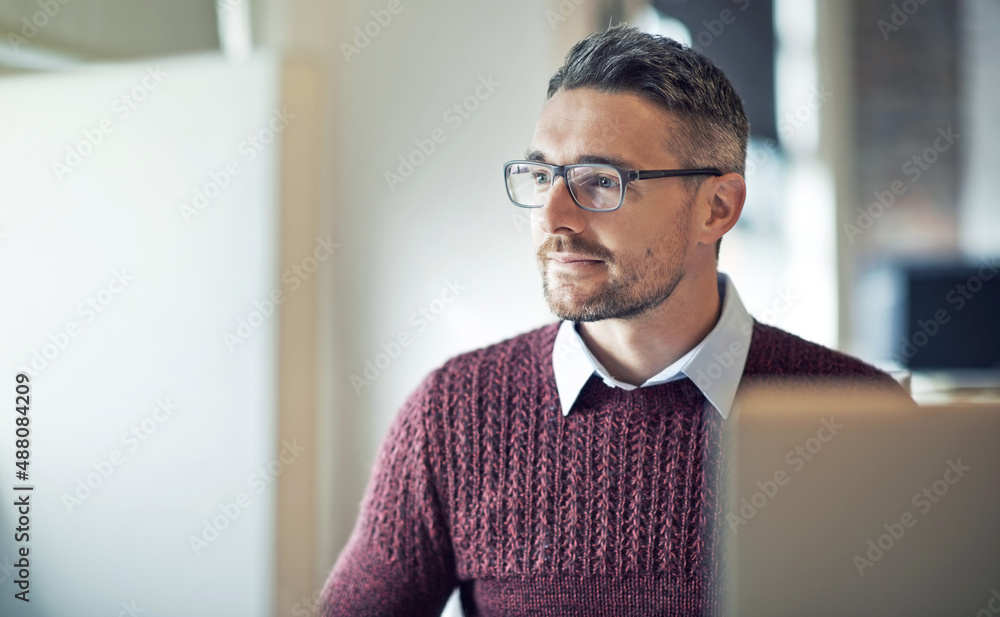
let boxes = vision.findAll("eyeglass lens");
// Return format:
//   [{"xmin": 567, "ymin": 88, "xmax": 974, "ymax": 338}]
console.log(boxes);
[{"xmin": 506, "ymin": 163, "xmax": 622, "ymax": 210}]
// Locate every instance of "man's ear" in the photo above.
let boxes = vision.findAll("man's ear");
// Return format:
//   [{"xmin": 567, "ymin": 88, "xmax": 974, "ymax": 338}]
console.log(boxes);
[{"xmin": 696, "ymin": 173, "xmax": 746, "ymax": 248}]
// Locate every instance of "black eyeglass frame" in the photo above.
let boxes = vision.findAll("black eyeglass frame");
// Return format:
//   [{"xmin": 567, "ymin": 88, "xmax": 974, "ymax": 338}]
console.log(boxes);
[{"xmin": 503, "ymin": 160, "xmax": 724, "ymax": 212}]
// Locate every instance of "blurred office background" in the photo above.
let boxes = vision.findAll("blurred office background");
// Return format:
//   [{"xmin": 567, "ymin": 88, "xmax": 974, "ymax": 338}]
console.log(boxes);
[{"xmin": 0, "ymin": 0, "xmax": 996, "ymax": 615}]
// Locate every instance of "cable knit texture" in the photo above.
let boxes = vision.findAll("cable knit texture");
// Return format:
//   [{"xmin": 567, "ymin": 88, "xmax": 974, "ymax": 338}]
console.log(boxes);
[{"xmin": 317, "ymin": 320, "xmax": 904, "ymax": 617}]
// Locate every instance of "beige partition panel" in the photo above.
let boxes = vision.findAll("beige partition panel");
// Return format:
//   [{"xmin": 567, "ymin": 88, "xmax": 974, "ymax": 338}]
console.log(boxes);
[{"xmin": 276, "ymin": 56, "xmax": 322, "ymax": 617}]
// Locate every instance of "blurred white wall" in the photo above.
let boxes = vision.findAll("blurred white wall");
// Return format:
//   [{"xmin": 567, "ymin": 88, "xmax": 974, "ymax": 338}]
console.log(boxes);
[{"xmin": 0, "ymin": 53, "xmax": 280, "ymax": 616}]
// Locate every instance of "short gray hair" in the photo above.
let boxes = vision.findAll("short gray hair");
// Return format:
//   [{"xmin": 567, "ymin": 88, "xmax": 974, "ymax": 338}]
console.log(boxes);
[{"xmin": 547, "ymin": 24, "xmax": 750, "ymax": 177}]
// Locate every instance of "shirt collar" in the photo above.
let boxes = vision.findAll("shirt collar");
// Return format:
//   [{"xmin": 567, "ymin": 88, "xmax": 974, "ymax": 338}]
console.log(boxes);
[{"xmin": 551, "ymin": 272, "xmax": 753, "ymax": 419}]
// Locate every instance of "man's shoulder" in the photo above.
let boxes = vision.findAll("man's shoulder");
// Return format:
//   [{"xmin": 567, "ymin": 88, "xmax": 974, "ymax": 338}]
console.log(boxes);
[{"xmin": 745, "ymin": 320, "xmax": 891, "ymax": 380}]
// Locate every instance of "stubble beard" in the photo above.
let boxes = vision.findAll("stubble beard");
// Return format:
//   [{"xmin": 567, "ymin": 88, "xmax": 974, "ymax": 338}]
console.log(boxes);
[
  {"xmin": 538, "ymin": 234, "xmax": 688, "ymax": 322},
  {"xmin": 536, "ymin": 184, "xmax": 696, "ymax": 322},
  {"xmin": 541, "ymin": 254, "xmax": 685, "ymax": 322}
]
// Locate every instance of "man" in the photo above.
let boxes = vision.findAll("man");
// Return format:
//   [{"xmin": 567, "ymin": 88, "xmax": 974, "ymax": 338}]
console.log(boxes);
[{"xmin": 318, "ymin": 24, "xmax": 905, "ymax": 617}]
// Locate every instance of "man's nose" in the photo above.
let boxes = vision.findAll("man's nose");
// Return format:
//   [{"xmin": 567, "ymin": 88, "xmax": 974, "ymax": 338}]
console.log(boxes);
[{"xmin": 535, "ymin": 175, "xmax": 586, "ymax": 235}]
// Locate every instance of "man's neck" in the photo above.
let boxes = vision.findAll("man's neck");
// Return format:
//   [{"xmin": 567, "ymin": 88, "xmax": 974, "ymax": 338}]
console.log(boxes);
[{"xmin": 576, "ymin": 269, "xmax": 722, "ymax": 386}]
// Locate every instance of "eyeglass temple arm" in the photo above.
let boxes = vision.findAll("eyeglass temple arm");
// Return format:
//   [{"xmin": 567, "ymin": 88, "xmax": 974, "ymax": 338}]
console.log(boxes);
[{"xmin": 631, "ymin": 168, "xmax": 724, "ymax": 180}]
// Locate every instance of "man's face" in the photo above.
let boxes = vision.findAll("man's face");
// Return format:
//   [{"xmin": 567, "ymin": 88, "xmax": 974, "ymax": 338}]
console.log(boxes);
[{"xmin": 528, "ymin": 87, "xmax": 700, "ymax": 322}]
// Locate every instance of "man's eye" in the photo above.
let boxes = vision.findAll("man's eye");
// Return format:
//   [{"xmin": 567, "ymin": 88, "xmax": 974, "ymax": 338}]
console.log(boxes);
[
  {"xmin": 582, "ymin": 174, "xmax": 619, "ymax": 189},
  {"xmin": 533, "ymin": 172, "xmax": 551, "ymax": 185}
]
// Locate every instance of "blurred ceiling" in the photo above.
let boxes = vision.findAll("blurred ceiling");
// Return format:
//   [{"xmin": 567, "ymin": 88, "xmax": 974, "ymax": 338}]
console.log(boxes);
[{"xmin": 0, "ymin": 0, "xmax": 220, "ymax": 73}]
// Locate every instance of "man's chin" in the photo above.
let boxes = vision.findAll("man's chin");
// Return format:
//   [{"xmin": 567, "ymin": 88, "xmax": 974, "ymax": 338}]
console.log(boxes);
[
  {"xmin": 544, "ymin": 287, "xmax": 668, "ymax": 322},
  {"xmin": 542, "ymin": 277, "xmax": 617, "ymax": 320},
  {"xmin": 544, "ymin": 293, "xmax": 606, "ymax": 322}
]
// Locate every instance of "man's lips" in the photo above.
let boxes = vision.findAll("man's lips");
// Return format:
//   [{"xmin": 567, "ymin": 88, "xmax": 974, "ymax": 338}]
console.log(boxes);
[
  {"xmin": 546, "ymin": 252, "xmax": 605, "ymax": 264},
  {"xmin": 545, "ymin": 252, "xmax": 606, "ymax": 273}
]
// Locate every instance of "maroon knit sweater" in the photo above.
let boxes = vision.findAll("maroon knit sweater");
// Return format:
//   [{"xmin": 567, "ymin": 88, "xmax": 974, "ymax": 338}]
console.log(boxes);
[{"xmin": 317, "ymin": 320, "xmax": 904, "ymax": 617}]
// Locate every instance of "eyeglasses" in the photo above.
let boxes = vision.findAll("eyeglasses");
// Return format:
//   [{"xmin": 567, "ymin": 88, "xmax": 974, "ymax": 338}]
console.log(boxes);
[{"xmin": 503, "ymin": 160, "xmax": 723, "ymax": 212}]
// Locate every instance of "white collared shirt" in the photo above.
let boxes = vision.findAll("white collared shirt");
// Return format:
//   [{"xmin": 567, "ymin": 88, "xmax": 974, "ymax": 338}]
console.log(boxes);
[{"xmin": 551, "ymin": 273, "xmax": 754, "ymax": 419}]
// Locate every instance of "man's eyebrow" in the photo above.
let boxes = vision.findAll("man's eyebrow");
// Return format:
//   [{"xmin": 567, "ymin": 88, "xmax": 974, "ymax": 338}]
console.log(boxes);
[
  {"xmin": 576, "ymin": 154, "xmax": 636, "ymax": 169},
  {"xmin": 522, "ymin": 150, "xmax": 637, "ymax": 169},
  {"xmin": 524, "ymin": 149, "xmax": 546, "ymax": 162}
]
